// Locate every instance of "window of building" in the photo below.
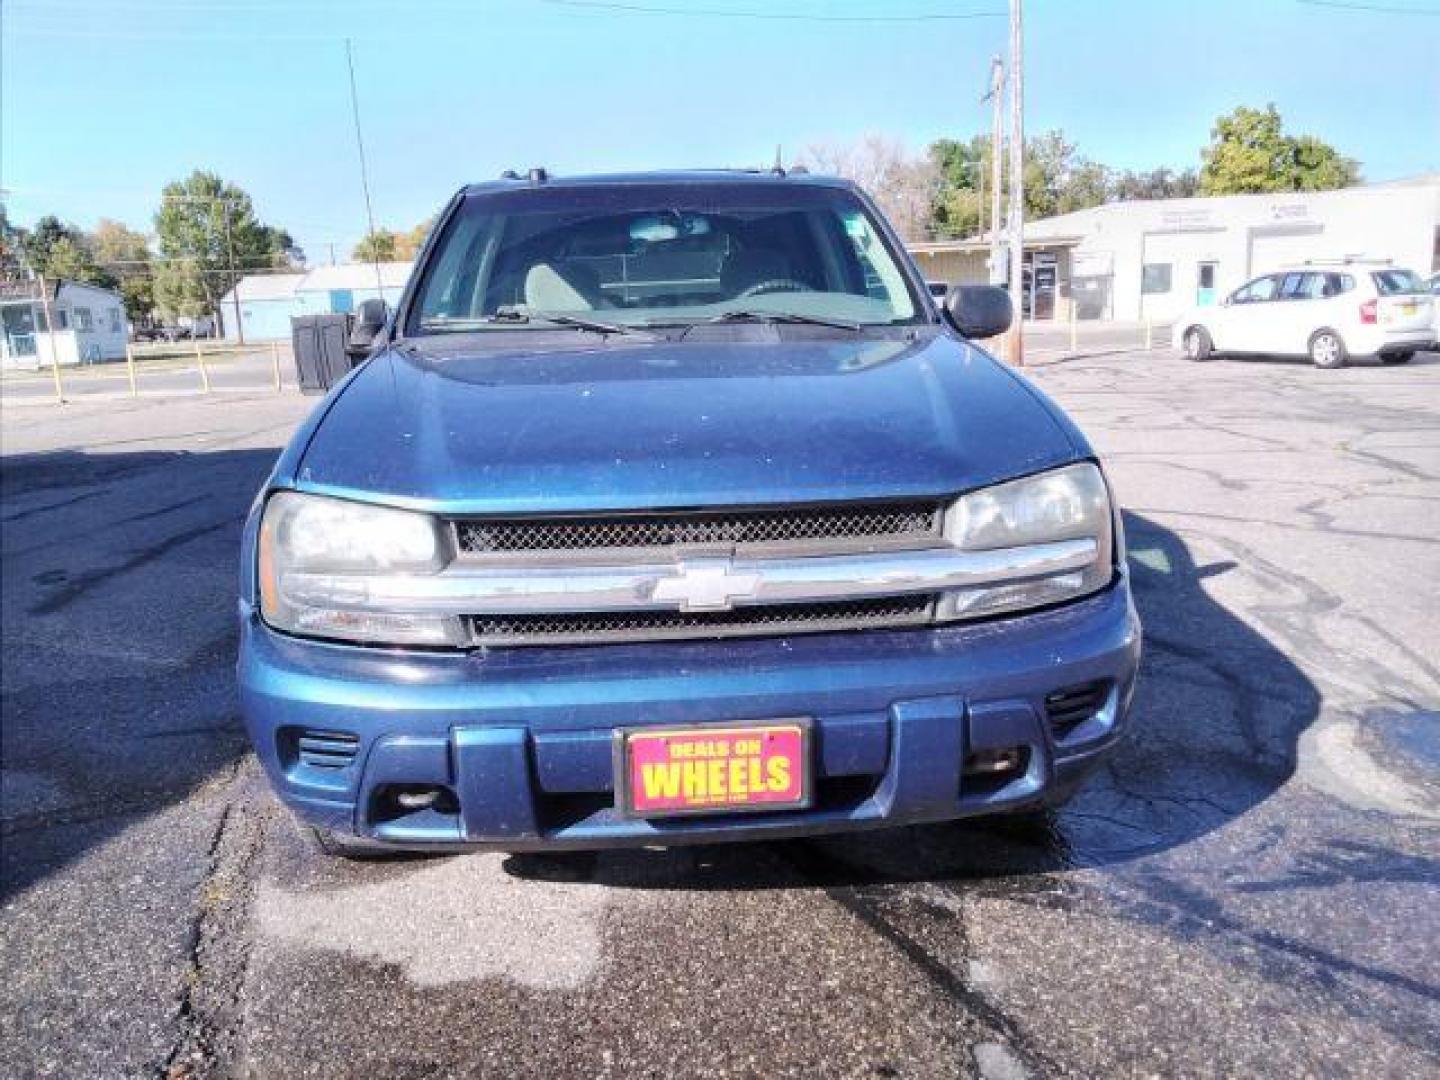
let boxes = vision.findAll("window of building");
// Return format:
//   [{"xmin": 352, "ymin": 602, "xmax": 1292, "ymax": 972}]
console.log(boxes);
[
  {"xmin": 56, "ymin": 309, "xmax": 71, "ymax": 330},
  {"xmin": 73, "ymin": 307, "xmax": 93, "ymax": 331},
  {"xmin": 109, "ymin": 307, "xmax": 122, "ymax": 332},
  {"xmin": 1140, "ymin": 263, "xmax": 1172, "ymax": 294}
]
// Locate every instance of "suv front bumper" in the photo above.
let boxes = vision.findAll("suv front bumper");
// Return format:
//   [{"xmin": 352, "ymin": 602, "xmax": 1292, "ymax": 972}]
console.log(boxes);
[{"xmin": 238, "ymin": 579, "xmax": 1141, "ymax": 850}]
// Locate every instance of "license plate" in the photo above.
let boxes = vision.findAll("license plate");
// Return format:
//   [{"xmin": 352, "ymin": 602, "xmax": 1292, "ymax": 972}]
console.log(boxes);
[
  {"xmin": 616, "ymin": 721, "xmax": 811, "ymax": 817},
  {"xmin": 1398, "ymin": 302, "xmax": 1417, "ymax": 315}
]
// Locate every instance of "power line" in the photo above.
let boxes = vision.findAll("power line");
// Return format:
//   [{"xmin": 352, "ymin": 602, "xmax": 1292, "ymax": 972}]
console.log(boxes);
[{"xmin": 533, "ymin": 0, "xmax": 1005, "ymax": 21}]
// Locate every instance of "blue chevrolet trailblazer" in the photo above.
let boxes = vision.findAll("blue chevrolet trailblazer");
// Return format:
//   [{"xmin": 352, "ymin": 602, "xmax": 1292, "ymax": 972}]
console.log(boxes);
[{"xmin": 238, "ymin": 170, "xmax": 1141, "ymax": 855}]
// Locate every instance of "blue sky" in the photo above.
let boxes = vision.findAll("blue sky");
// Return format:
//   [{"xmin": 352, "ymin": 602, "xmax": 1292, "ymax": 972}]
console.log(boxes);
[{"xmin": 3, "ymin": 0, "xmax": 1438, "ymax": 262}]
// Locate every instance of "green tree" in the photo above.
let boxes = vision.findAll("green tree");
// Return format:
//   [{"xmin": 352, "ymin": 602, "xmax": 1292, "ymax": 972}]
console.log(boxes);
[
  {"xmin": 352, "ymin": 218, "xmax": 435, "ymax": 262},
  {"xmin": 0, "ymin": 204, "xmax": 27, "ymax": 271},
  {"xmin": 1112, "ymin": 167, "xmax": 1199, "ymax": 201},
  {"xmin": 1057, "ymin": 158, "xmax": 1111, "ymax": 214},
  {"xmin": 263, "ymin": 227, "xmax": 305, "ymax": 268},
  {"xmin": 927, "ymin": 131, "xmax": 1111, "ymax": 237},
  {"xmin": 352, "ymin": 229, "xmax": 400, "ymax": 262},
  {"xmin": 1199, "ymin": 105, "xmax": 1358, "ymax": 195},
  {"xmin": 398, "ymin": 217, "xmax": 435, "ymax": 259},
  {"xmin": 19, "ymin": 215, "xmax": 116, "ymax": 288},
  {"xmin": 91, "ymin": 219, "xmax": 156, "ymax": 324},
  {"xmin": 152, "ymin": 171, "xmax": 292, "ymax": 319},
  {"xmin": 1023, "ymin": 132, "xmax": 1110, "ymax": 218},
  {"xmin": 928, "ymin": 136, "xmax": 990, "ymax": 238}
]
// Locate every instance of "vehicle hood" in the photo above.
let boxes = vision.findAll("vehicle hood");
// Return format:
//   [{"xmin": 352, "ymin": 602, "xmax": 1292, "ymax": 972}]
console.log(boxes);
[{"xmin": 291, "ymin": 334, "xmax": 1083, "ymax": 513}]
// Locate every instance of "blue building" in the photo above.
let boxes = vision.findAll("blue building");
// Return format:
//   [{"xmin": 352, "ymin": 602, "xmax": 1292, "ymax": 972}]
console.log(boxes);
[{"xmin": 218, "ymin": 262, "xmax": 413, "ymax": 343}]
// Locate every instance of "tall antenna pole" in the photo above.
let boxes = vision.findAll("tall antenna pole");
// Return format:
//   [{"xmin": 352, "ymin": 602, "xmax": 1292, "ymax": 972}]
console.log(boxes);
[
  {"xmin": 345, "ymin": 38, "xmax": 385, "ymax": 299},
  {"xmin": 988, "ymin": 55, "xmax": 1005, "ymax": 286},
  {"xmin": 1005, "ymin": 0, "xmax": 1025, "ymax": 365}
]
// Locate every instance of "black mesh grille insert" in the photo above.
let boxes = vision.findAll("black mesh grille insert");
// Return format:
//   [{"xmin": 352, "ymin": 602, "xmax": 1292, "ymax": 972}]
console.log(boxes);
[
  {"xmin": 471, "ymin": 595, "xmax": 936, "ymax": 647},
  {"xmin": 455, "ymin": 502, "xmax": 942, "ymax": 556}
]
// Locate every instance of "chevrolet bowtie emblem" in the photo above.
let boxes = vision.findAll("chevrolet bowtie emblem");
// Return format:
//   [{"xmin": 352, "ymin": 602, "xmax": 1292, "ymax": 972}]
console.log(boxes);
[{"xmin": 651, "ymin": 560, "xmax": 763, "ymax": 612}]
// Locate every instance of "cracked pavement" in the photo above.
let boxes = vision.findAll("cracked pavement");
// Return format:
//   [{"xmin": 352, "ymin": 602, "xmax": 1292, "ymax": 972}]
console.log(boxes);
[{"xmin": 2, "ymin": 343, "xmax": 1437, "ymax": 1078}]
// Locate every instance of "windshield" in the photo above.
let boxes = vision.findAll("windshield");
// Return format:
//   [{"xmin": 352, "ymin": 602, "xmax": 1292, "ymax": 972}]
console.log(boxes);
[{"xmin": 407, "ymin": 182, "xmax": 921, "ymax": 334}]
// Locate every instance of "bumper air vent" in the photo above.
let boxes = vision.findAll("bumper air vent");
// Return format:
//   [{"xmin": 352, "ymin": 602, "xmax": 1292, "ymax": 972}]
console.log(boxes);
[
  {"xmin": 1043, "ymin": 682, "xmax": 1110, "ymax": 738},
  {"xmin": 295, "ymin": 729, "xmax": 360, "ymax": 770}
]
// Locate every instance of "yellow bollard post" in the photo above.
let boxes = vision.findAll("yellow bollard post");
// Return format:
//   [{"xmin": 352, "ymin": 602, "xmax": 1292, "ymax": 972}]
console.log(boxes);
[
  {"xmin": 125, "ymin": 343, "xmax": 138, "ymax": 397},
  {"xmin": 1069, "ymin": 303, "xmax": 1078, "ymax": 354},
  {"xmin": 195, "ymin": 336, "xmax": 211, "ymax": 393},
  {"xmin": 271, "ymin": 341, "xmax": 282, "ymax": 392},
  {"xmin": 1144, "ymin": 317, "xmax": 1153, "ymax": 351}
]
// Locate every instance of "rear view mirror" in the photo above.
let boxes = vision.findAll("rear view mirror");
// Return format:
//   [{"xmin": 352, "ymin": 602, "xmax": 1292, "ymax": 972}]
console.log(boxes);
[
  {"xmin": 943, "ymin": 285, "xmax": 1012, "ymax": 339},
  {"xmin": 347, "ymin": 298, "xmax": 389, "ymax": 358}
]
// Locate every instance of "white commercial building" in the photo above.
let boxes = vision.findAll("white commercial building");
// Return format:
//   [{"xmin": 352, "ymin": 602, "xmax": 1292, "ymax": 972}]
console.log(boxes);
[
  {"xmin": 218, "ymin": 262, "xmax": 413, "ymax": 343},
  {"xmin": 908, "ymin": 174, "xmax": 1440, "ymax": 323}
]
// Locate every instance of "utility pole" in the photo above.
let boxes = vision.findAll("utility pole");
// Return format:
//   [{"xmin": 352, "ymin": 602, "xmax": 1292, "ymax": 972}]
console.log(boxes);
[
  {"xmin": 1005, "ymin": 0, "xmax": 1025, "ymax": 365},
  {"xmin": 36, "ymin": 276, "xmax": 64, "ymax": 403},
  {"xmin": 222, "ymin": 201, "xmax": 244, "ymax": 345},
  {"xmin": 988, "ymin": 55, "xmax": 1005, "ymax": 286}
]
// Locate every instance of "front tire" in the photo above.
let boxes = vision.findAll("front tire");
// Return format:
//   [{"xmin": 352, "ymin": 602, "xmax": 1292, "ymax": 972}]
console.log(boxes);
[
  {"xmin": 1309, "ymin": 330, "xmax": 1347, "ymax": 369},
  {"xmin": 1382, "ymin": 352, "xmax": 1413, "ymax": 365},
  {"xmin": 1182, "ymin": 325, "xmax": 1213, "ymax": 361}
]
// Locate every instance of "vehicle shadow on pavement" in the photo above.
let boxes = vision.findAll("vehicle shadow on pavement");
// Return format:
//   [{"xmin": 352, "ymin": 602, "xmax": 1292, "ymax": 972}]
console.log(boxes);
[
  {"xmin": 1, "ymin": 446, "xmax": 281, "ymax": 903},
  {"xmin": 506, "ymin": 511, "xmax": 1323, "ymax": 891}
]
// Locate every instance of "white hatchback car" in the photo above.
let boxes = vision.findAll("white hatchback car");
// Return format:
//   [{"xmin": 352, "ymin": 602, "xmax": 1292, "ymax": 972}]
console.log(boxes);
[{"xmin": 1173, "ymin": 263, "xmax": 1436, "ymax": 368}]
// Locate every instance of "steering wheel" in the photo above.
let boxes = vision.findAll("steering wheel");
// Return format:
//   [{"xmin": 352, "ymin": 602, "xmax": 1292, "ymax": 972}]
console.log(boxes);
[{"xmin": 738, "ymin": 278, "xmax": 808, "ymax": 298}]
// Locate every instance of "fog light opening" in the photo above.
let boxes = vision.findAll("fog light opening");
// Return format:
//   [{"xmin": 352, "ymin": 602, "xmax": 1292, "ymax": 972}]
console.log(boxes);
[
  {"xmin": 395, "ymin": 787, "xmax": 441, "ymax": 811},
  {"xmin": 374, "ymin": 784, "xmax": 459, "ymax": 823},
  {"xmin": 964, "ymin": 747, "xmax": 1026, "ymax": 778}
]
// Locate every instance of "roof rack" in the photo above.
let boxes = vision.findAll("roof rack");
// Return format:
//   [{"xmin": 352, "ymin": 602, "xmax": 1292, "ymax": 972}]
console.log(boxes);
[{"xmin": 1301, "ymin": 257, "xmax": 1393, "ymax": 266}]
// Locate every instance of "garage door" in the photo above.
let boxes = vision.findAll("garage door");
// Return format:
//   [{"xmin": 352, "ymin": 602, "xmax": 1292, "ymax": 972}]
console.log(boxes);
[{"xmin": 1247, "ymin": 225, "xmax": 1326, "ymax": 276}]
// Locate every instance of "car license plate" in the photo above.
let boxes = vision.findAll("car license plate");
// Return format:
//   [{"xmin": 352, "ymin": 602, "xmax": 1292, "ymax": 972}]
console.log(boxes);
[
  {"xmin": 617, "ymin": 721, "xmax": 811, "ymax": 817},
  {"xmin": 1398, "ymin": 301, "xmax": 1417, "ymax": 315}
]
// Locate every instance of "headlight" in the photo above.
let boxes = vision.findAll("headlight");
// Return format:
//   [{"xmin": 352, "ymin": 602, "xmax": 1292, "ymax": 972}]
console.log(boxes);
[
  {"xmin": 936, "ymin": 462, "xmax": 1114, "ymax": 620},
  {"xmin": 258, "ymin": 491, "xmax": 464, "ymax": 646}
]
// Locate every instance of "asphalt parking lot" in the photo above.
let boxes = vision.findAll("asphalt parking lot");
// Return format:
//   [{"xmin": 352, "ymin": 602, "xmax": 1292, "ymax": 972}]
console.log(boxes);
[{"xmin": 2, "ymin": 342, "xmax": 1437, "ymax": 1078}]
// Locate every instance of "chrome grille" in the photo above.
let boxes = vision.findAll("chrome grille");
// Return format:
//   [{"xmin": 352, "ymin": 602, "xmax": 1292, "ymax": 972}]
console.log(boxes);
[
  {"xmin": 470, "ymin": 595, "xmax": 935, "ymax": 647},
  {"xmin": 455, "ymin": 502, "xmax": 942, "ymax": 557}
]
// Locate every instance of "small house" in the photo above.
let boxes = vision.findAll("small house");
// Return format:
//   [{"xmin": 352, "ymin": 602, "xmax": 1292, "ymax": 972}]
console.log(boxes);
[{"xmin": 1, "ymin": 278, "xmax": 128, "ymax": 368}]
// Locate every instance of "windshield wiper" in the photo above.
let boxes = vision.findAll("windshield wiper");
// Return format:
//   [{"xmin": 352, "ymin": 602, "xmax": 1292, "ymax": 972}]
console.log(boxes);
[
  {"xmin": 474, "ymin": 309, "xmax": 658, "ymax": 338},
  {"xmin": 694, "ymin": 309, "xmax": 862, "ymax": 332}
]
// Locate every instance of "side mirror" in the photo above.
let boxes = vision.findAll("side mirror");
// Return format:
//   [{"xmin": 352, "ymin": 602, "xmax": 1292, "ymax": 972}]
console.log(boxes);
[
  {"xmin": 347, "ymin": 298, "xmax": 389, "ymax": 357},
  {"xmin": 943, "ymin": 285, "xmax": 1012, "ymax": 339}
]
